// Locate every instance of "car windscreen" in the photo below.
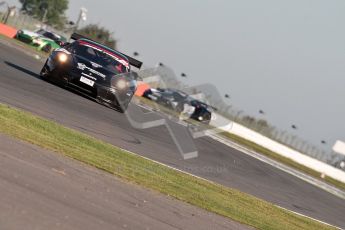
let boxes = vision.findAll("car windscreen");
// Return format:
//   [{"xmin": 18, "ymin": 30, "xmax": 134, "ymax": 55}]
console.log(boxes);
[
  {"xmin": 36, "ymin": 29, "xmax": 66, "ymax": 42},
  {"xmin": 189, "ymin": 99, "xmax": 209, "ymax": 108},
  {"xmin": 68, "ymin": 41, "xmax": 129, "ymax": 74},
  {"xmin": 36, "ymin": 30, "xmax": 57, "ymax": 40}
]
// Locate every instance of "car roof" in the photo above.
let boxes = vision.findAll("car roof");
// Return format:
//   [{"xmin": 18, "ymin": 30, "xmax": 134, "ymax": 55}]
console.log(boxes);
[
  {"xmin": 37, "ymin": 29, "xmax": 66, "ymax": 40},
  {"xmin": 77, "ymin": 38, "xmax": 130, "ymax": 69},
  {"xmin": 78, "ymin": 38, "xmax": 129, "ymax": 61}
]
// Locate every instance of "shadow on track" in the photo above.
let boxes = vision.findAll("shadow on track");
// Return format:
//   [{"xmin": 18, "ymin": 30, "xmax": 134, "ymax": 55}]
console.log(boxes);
[
  {"xmin": 3, "ymin": 60, "xmax": 124, "ymax": 113},
  {"xmin": 3, "ymin": 60, "xmax": 98, "ymax": 104},
  {"xmin": 4, "ymin": 61, "xmax": 41, "ymax": 79}
]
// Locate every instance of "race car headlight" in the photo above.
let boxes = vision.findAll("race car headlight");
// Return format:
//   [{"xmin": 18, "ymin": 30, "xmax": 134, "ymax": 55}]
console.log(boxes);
[
  {"xmin": 111, "ymin": 77, "xmax": 129, "ymax": 90},
  {"xmin": 57, "ymin": 53, "xmax": 68, "ymax": 63},
  {"xmin": 116, "ymin": 79, "xmax": 127, "ymax": 89}
]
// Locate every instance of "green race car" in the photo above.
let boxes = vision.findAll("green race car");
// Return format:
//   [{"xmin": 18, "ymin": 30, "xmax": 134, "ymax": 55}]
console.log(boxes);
[{"xmin": 15, "ymin": 29, "xmax": 66, "ymax": 53}]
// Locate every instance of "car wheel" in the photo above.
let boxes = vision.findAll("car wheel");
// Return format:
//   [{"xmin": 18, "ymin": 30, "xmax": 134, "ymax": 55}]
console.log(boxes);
[
  {"xmin": 40, "ymin": 64, "xmax": 50, "ymax": 80},
  {"xmin": 42, "ymin": 44, "xmax": 52, "ymax": 53}
]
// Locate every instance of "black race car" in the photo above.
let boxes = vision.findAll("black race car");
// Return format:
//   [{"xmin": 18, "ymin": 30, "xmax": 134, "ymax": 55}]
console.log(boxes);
[
  {"xmin": 35, "ymin": 29, "xmax": 67, "ymax": 43},
  {"xmin": 188, "ymin": 99, "xmax": 212, "ymax": 123},
  {"xmin": 40, "ymin": 33, "xmax": 142, "ymax": 112},
  {"xmin": 143, "ymin": 88, "xmax": 187, "ymax": 111},
  {"xmin": 143, "ymin": 88, "xmax": 212, "ymax": 123}
]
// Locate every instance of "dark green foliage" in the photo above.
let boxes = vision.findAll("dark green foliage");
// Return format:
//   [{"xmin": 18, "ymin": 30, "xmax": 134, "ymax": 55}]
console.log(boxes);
[
  {"xmin": 77, "ymin": 24, "xmax": 117, "ymax": 49},
  {"xmin": 19, "ymin": 0, "xmax": 68, "ymax": 29}
]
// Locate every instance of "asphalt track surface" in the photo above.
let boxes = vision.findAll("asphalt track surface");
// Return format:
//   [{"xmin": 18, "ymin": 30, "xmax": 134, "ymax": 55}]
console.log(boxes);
[
  {"xmin": 0, "ymin": 134, "xmax": 250, "ymax": 230},
  {"xmin": 0, "ymin": 42, "xmax": 344, "ymax": 228}
]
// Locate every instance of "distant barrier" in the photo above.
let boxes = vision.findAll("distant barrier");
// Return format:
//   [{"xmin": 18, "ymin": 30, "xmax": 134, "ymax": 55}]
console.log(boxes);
[
  {"xmin": 1, "ymin": 9, "xmax": 70, "ymax": 40},
  {"xmin": 135, "ymin": 81, "xmax": 150, "ymax": 96},
  {"xmin": 214, "ymin": 117, "xmax": 345, "ymax": 183},
  {"xmin": 0, "ymin": 23, "xmax": 17, "ymax": 38}
]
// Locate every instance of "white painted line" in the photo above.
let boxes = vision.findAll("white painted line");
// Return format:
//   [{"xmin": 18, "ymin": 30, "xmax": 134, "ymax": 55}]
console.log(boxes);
[
  {"xmin": 276, "ymin": 205, "xmax": 342, "ymax": 230},
  {"xmin": 116, "ymin": 146, "xmax": 220, "ymax": 184},
  {"xmin": 135, "ymin": 103, "xmax": 153, "ymax": 111}
]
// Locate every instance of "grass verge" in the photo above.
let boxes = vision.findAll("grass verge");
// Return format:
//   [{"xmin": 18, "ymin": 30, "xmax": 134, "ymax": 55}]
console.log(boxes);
[
  {"xmin": 222, "ymin": 132, "xmax": 345, "ymax": 191},
  {"xmin": 0, "ymin": 103, "xmax": 336, "ymax": 230}
]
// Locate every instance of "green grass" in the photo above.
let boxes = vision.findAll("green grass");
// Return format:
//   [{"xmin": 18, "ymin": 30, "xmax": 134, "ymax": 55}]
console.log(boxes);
[
  {"xmin": 0, "ymin": 104, "xmax": 337, "ymax": 230},
  {"xmin": 222, "ymin": 132, "xmax": 345, "ymax": 191}
]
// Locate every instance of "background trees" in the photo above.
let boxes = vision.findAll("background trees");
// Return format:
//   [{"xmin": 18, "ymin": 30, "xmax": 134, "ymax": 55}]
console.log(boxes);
[
  {"xmin": 77, "ymin": 24, "xmax": 117, "ymax": 49},
  {"xmin": 19, "ymin": 0, "xmax": 69, "ymax": 29}
]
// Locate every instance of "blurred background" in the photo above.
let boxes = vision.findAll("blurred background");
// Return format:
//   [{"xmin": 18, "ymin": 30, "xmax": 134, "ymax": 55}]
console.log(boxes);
[{"xmin": 1, "ymin": 0, "xmax": 345, "ymax": 167}]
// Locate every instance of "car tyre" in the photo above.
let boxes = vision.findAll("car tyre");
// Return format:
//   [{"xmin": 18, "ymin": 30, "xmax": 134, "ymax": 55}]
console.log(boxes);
[{"xmin": 40, "ymin": 64, "xmax": 50, "ymax": 80}]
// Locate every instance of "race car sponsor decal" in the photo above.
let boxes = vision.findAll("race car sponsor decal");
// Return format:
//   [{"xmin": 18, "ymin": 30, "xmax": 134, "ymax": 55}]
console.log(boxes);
[
  {"xmin": 80, "ymin": 76, "xmax": 95, "ymax": 87},
  {"xmin": 77, "ymin": 63, "xmax": 106, "ymax": 79},
  {"xmin": 78, "ymin": 41, "xmax": 129, "ymax": 70},
  {"xmin": 91, "ymin": 61, "xmax": 102, "ymax": 68},
  {"xmin": 77, "ymin": 63, "xmax": 87, "ymax": 70},
  {"xmin": 81, "ymin": 72, "xmax": 97, "ymax": 81}
]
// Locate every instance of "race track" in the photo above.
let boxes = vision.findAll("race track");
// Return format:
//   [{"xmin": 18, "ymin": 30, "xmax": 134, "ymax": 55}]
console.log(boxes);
[
  {"xmin": 0, "ymin": 134, "xmax": 249, "ymax": 230},
  {"xmin": 0, "ymin": 42, "xmax": 344, "ymax": 228}
]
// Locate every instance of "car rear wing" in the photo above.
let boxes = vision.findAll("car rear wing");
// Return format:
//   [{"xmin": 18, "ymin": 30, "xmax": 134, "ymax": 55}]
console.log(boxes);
[{"xmin": 70, "ymin": 33, "xmax": 143, "ymax": 69}]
